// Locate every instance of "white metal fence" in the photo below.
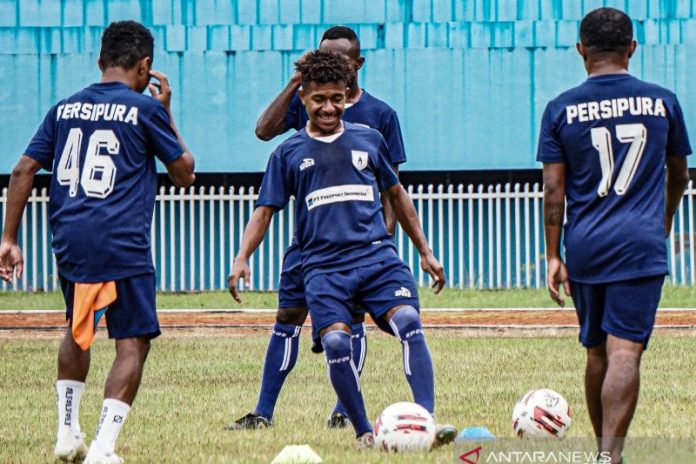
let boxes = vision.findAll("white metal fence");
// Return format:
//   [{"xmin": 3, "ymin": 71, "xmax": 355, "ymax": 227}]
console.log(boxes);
[{"xmin": 1, "ymin": 182, "xmax": 695, "ymax": 292}]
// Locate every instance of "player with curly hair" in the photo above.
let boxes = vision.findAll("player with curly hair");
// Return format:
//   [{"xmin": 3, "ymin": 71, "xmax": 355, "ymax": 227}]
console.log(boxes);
[
  {"xmin": 228, "ymin": 49, "xmax": 455, "ymax": 449},
  {"xmin": 230, "ymin": 24, "xmax": 409, "ymax": 433}
]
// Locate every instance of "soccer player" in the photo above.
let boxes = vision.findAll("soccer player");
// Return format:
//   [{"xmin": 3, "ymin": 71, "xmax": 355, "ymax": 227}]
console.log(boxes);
[
  {"xmin": 228, "ymin": 49, "xmax": 455, "ymax": 449},
  {"xmin": 539, "ymin": 8, "xmax": 690, "ymax": 463},
  {"xmin": 230, "ymin": 25, "xmax": 407, "ymax": 430},
  {"xmin": 0, "ymin": 21, "xmax": 195, "ymax": 463}
]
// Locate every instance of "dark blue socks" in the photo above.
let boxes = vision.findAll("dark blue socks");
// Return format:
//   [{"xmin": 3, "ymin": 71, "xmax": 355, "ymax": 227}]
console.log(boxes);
[
  {"xmin": 254, "ymin": 322, "xmax": 301, "ymax": 419},
  {"xmin": 322, "ymin": 330, "xmax": 372, "ymax": 436},
  {"xmin": 332, "ymin": 322, "xmax": 367, "ymax": 417},
  {"xmin": 388, "ymin": 305, "xmax": 435, "ymax": 414}
]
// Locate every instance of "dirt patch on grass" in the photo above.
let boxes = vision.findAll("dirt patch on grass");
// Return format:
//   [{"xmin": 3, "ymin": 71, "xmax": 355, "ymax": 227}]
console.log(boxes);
[{"xmin": 1, "ymin": 310, "xmax": 694, "ymax": 339}]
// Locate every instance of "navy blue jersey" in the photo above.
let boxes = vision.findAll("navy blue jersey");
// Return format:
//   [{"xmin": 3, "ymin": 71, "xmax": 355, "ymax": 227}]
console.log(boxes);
[
  {"xmin": 24, "ymin": 81, "xmax": 184, "ymax": 282},
  {"xmin": 257, "ymin": 122, "xmax": 399, "ymax": 279},
  {"xmin": 284, "ymin": 90, "xmax": 407, "ymax": 165},
  {"xmin": 537, "ymin": 74, "xmax": 691, "ymax": 283}
]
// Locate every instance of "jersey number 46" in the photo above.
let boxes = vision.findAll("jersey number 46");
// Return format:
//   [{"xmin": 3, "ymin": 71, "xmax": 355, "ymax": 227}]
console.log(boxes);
[{"xmin": 57, "ymin": 128, "xmax": 119, "ymax": 199}]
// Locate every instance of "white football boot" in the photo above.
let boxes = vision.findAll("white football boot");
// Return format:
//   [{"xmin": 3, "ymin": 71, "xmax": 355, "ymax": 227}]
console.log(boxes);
[
  {"xmin": 53, "ymin": 428, "xmax": 88, "ymax": 462},
  {"xmin": 83, "ymin": 442, "xmax": 124, "ymax": 464}
]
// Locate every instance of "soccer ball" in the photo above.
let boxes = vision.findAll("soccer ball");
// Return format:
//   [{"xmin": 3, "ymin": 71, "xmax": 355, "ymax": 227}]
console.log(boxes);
[
  {"xmin": 512, "ymin": 389, "xmax": 573, "ymax": 438},
  {"xmin": 374, "ymin": 402, "xmax": 436, "ymax": 452}
]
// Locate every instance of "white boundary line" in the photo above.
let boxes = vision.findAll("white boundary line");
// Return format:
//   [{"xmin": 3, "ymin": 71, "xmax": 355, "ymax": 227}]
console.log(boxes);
[{"xmin": 2, "ymin": 307, "xmax": 696, "ymax": 314}]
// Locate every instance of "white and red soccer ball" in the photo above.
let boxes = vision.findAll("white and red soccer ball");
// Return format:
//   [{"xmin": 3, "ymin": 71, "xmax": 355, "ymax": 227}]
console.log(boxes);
[
  {"xmin": 374, "ymin": 402, "xmax": 436, "ymax": 452},
  {"xmin": 512, "ymin": 389, "xmax": 573, "ymax": 438}
]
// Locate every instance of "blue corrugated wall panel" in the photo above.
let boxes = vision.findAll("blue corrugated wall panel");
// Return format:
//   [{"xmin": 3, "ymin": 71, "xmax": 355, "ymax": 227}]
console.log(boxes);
[
  {"xmin": 2, "ymin": 2, "xmax": 696, "ymax": 173},
  {"xmin": 10, "ymin": 1, "xmax": 696, "ymax": 26},
  {"xmin": 0, "ymin": 0, "xmax": 17, "ymax": 26}
]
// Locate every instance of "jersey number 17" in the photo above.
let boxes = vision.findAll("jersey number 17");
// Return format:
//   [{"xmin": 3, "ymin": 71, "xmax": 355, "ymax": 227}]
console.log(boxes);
[{"xmin": 591, "ymin": 123, "xmax": 647, "ymax": 197}]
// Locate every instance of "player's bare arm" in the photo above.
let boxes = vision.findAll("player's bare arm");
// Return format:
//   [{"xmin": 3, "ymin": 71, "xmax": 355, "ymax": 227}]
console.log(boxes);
[
  {"xmin": 385, "ymin": 183, "xmax": 445, "ymax": 293},
  {"xmin": 228, "ymin": 205, "xmax": 275, "ymax": 302},
  {"xmin": 0, "ymin": 156, "xmax": 42, "ymax": 283},
  {"xmin": 542, "ymin": 162, "xmax": 571, "ymax": 306},
  {"xmin": 149, "ymin": 70, "xmax": 196, "ymax": 187},
  {"xmin": 380, "ymin": 164, "xmax": 399, "ymax": 235},
  {"xmin": 664, "ymin": 155, "xmax": 690, "ymax": 237},
  {"xmin": 255, "ymin": 71, "xmax": 303, "ymax": 141}
]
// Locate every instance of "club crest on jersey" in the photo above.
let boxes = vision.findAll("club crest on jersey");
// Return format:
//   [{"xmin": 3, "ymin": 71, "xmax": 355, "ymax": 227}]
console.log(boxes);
[
  {"xmin": 299, "ymin": 158, "xmax": 315, "ymax": 171},
  {"xmin": 351, "ymin": 150, "xmax": 368, "ymax": 171}
]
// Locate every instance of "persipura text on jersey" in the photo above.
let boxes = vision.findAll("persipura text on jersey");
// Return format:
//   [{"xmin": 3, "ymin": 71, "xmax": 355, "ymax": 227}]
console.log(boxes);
[
  {"xmin": 566, "ymin": 97, "xmax": 666, "ymax": 124},
  {"xmin": 56, "ymin": 103, "xmax": 139, "ymax": 125}
]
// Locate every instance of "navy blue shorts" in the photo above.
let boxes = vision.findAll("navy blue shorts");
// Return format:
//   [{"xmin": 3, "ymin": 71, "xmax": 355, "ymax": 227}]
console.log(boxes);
[
  {"xmin": 304, "ymin": 256, "xmax": 420, "ymax": 340},
  {"xmin": 59, "ymin": 273, "xmax": 160, "ymax": 340},
  {"xmin": 571, "ymin": 275, "xmax": 664, "ymax": 348},
  {"xmin": 278, "ymin": 244, "xmax": 306, "ymax": 309}
]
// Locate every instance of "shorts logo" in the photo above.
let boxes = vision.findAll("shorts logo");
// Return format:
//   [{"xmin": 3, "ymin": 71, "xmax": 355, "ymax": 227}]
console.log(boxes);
[
  {"xmin": 351, "ymin": 150, "xmax": 369, "ymax": 171},
  {"xmin": 299, "ymin": 158, "xmax": 315, "ymax": 171},
  {"xmin": 305, "ymin": 184, "xmax": 374, "ymax": 210},
  {"xmin": 395, "ymin": 287, "xmax": 411, "ymax": 298}
]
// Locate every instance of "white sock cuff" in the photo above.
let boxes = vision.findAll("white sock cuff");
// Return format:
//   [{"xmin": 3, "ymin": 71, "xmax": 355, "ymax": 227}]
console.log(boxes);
[
  {"xmin": 57, "ymin": 379, "xmax": 85, "ymax": 390},
  {"xmin": 103, "ymin": 398, "xmax": 131, "ymax": 414}
]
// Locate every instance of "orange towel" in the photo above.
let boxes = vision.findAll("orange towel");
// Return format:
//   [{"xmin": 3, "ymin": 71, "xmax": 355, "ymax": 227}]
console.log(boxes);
[{"xmin": 72, "ymin": 282, "xmax": 117, "ymax": 350}]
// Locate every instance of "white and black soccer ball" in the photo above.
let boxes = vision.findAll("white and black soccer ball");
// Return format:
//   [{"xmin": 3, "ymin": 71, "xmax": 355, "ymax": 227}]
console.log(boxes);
[
  {"xmin": 512, "ymin": 389, "xmax": 573, "ymax": 438},
  {"xmin": 374, "ymin": 402, "xmax": 436, "ymax": 452}
]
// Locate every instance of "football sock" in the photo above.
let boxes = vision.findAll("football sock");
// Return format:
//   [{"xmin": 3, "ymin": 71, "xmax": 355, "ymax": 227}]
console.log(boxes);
[
  {"xmin": 322, "ymin": 330, "xmax": 372, "ymax": 436},
  {"xmin": 254, "ymin": 321, "xmax": 301, "ymax": 419},
  {"xmin": 333, "ymin": 322, "xmax": 367, "ymax": 416},
  {"xmin": 389, "ymin": 305, "xmax": 435, "ymax": 414},
  {"xmin": 93, "ymin": 398, "xmax": 130, "ymax": 455},
  {"xmin": 56, "ymin": 380, "xmax": 85, "ymax": 435}
]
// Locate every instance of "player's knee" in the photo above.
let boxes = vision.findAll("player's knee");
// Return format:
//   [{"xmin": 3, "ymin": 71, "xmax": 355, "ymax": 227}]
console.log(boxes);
[
  {"xmin": 116, "ymin": 337, "xmax": 151, "ymax": 363},
  {"xmin": 276, "ymin": 306, "xmax": 308, "ymax": 326},
  {"xmin": 139, "ymin": 338, "xmax": 152, "ymax": 359},
  {"xmin": 321, "ymin": 330, "xmax": 351, "ymax": 357},
  {"xmin": 388, "ymin": 305, "xmax": 423, "ymax": 339}
]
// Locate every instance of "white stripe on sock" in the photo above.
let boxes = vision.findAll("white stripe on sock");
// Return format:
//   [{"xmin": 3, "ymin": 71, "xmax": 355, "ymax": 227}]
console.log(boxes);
[
  {"xmin": 358, "ymin": 337, "xmax": 366, "ymax": 372},
  {"xmin": 403, "ymin": 341, "xmax": 412, "ymax": 376},
  {"xmin": 388, "ymin": 319, "xmax": 401, "ymax": 341},
  {"xmin": 280, "ymin": 337, "xmax": 291, "ymax": 371},
  {"xmin": 349, "ymin": 360, "xmax": 362, "ymax": 392}
]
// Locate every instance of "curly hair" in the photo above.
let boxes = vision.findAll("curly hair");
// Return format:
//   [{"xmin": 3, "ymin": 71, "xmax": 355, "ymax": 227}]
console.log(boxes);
[
  {"xmin": 295, "ymin": 49, "xmax": 352, "ymax": 89},
  {"xmin": 580, "ymin": 8, "xmax": 633, "ymax": 53},
  {"xmin": 100, "ymin": 21, "xmax": 154, "ymax": 69}
]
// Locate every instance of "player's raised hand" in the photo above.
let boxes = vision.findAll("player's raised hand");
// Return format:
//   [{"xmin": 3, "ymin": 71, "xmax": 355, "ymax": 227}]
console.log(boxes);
[
  {"xmin": 148, "ymin": 70, "xmax": 172, "ymax": 112},
  {"xmin": 546, "ymin": 257, "xmax": 571, "ymax": 307},
  {"xmin": 421, "ymin": 252, "xmax": 446, "ymax": 294},
  {"xmin": 227, "ymin": 256, "xmax": 251, "ymax": 303},
  {"xmin": 0, "ymin": 242, "xmax": 24, "ymax": 284},
  {"xmin": 289, "ymin": 70, "xmax": 302, "ymax": 88}
]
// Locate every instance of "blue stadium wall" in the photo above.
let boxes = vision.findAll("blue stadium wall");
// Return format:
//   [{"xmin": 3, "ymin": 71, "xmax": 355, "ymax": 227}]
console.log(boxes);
[{"xmin": 1, "ymin": 0, "xmax": 695, "ymax": 174}]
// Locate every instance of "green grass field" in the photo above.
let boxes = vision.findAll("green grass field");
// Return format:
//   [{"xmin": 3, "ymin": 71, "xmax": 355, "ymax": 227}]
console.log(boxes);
[
  {"xmin": 1, "ymin": 285, "xmax": 695, "ymax": 310},
  {"xmin": 1, "ymin": 331, "xmax": 695, "ymax": 463}
]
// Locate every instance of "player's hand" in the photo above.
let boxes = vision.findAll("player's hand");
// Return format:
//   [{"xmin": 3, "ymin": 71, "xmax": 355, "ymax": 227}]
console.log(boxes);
[
  {"xmin": 227, "ymin": 256, "xmax": 251, "ymax": 303},
  {"xmin": 0, "ymin": 241, "xmax": 24, "ymax": 284},
  {"xmin": 546, "ymin": 257, "xmax": 571, "ymax": 307},
  {"xmin": 289, "ymin": 70, "xmax": 302, "ymax": 88},
  {"xmin": 421, "ymin": 252, "xmax": 445, "ymax": 294},
  {"xmin": 148, "ymin": 70, "xmax": 172, "ymax": 112}
]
